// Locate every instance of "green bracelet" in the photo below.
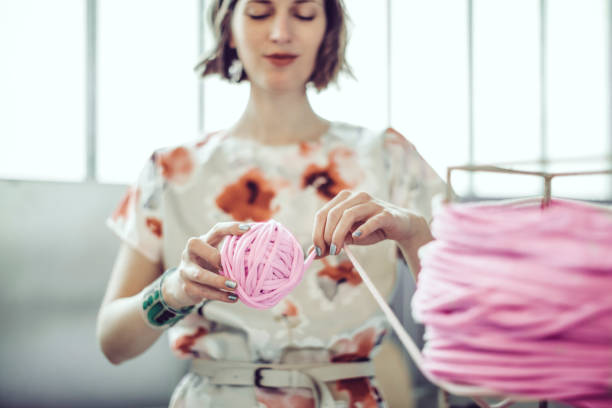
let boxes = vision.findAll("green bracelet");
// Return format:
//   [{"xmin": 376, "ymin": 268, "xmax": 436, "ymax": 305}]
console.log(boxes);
[{"xmin": 141, "ymin": 267, "xmax": 194, "ymax": 329}]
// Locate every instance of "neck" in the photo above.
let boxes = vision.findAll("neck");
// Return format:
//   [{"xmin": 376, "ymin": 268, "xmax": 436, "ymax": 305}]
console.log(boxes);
[{"xmin": 230, "ymin": 84, "xmax": 330, "ymax": 145}]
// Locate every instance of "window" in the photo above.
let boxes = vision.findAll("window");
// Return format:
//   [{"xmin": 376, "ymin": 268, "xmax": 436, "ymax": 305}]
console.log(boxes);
[
  {"xmin": 1, "ymin": 0, "xmax": 610, "ymax": 201},
  {"xmin": 308, "ymin": 1, "xmax": 388, "ymax": 130},
  {"xmin": 390, "ymin": 0, "xmax": 470, "ymax": 194},
  {"xmin": 0, "ymin": 0, "xmax": 86, "ymax": 181},
  {"xmin": 471, "ymin": 0, "xmax": 542, "ymax": 197},
  {"xmin": 390, "ymin": 0, "xmax": 610, "ymax": 200},
  {"xmin": 546, "ymin": 0, "xmax": 610, "ymax": 200},
  {"xmin": 97, "ymin": 0, "xmax": 199, "ymax": 184}
]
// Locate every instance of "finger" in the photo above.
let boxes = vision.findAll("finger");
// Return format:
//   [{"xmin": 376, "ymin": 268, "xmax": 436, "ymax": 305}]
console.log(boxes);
[
  {"xmin": 324, "ymin": 192, "xmax": 371, "ymax": 255},
  {"xmin": 312, "ymin": 190, "xmax": 352, "ymax": 257},
  {"xmin": 187, "ymin": 237, "xmax": 222, "ymax": 272},
  {"xmin": 182, "ymin": 278, "xmax": 239, "ymax": 304},
  {"xmin": 180, "ymin": 263, "xmax": 237, "ymax": 292},
  {"xmin": 351, "ymin": 211, "xmax": 389, "ymax": 242},
  {"xmin": 185, "ymin": 238, "xmax": 238, "ymax": 290},
  {"xmin": 330, "ymin": 202, "xmax": 378, "ymax": 253},
  {"xmin": 205, "ymin": 222, "xmax": 252, "ymax": 247}
]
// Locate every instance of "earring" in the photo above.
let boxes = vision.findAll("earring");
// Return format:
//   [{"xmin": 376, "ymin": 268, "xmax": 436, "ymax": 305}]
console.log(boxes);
[{"xmin": 229, "ymin": 59, "xmax": 243, "ymax": 83}]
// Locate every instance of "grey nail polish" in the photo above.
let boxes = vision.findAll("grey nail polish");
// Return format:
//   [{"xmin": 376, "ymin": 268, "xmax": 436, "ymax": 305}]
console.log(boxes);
[
  {"xmin": 228, "ymin": 294, "xmax": 238, "ymax": 301},
  {"xmin": 225, "ymin": 280, "xmax": 237, "ymax": 289},
  {"xmin": 353, "ymin": 230, "xmax": 362, "ymax": 237},
  {"xmin": 239, "ymin": 224, "xmax": 250, "ymax": 231},
  {"xmin": 315, "ymin": 246, "xmax": 322, "ymax": 257},
  {"xmin": 330, "ymin": 244, "xmax": 337, "ymax": 256}
]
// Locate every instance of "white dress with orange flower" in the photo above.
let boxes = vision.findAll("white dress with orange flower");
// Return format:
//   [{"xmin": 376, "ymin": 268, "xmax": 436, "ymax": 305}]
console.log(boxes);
[{"xmin": 107, "ymin": 121, "xmax": 446, "ymax": 408}]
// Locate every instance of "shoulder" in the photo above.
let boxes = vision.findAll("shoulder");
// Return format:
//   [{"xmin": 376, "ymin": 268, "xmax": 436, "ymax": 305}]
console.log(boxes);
[
  {"xmin": 148, "ymin": 130, "xmax": 226, "ymax": 184},
  {"xmin": 327, "ymin": 123, "xmax": 418, "ymax": 155},
  {"xmin": 328, "ymin": 122, "xmax": 415, "ymax": 146},
  {"xmin": 154, "ymin": 130, "xmax": 225, "ymax": 157},
  {"xmin": 326, "ymin": 122, "xmax": 389, "ymax": 146},
  {"xmin": 381, "ymin": 127, "xmax": 418, "ymax": 153}
]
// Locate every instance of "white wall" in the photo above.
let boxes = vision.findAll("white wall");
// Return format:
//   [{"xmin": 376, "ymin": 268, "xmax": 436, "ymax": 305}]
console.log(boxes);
[{"xmin": 0, "ymin": 180, "xmax": 186, "ymax": 407}]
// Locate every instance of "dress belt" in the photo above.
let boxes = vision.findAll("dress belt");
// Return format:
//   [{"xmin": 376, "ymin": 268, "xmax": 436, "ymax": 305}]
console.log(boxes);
[{"xmin": 189, "ymin": 359, "xmax": 375, "ymax": 408}]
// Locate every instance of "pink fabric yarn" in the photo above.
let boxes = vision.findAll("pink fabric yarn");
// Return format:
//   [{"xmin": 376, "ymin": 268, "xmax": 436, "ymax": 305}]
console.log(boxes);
[
  {"xmin": 412, "ymin": 199, "xmax": 612, "ymax": 408},
  {"xmin": 219, "ymin": 220, "xmax": 316, "ymax": 309}
]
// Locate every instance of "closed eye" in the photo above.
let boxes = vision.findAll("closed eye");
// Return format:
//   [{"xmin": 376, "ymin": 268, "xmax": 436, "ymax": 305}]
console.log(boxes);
[
  {"xmin": 295, "ymin": 14, "xmax": 315, "ymax": 21},
  {"xmin": 246, "ymin": 2, "xmax": 272, "ymax": 20}
]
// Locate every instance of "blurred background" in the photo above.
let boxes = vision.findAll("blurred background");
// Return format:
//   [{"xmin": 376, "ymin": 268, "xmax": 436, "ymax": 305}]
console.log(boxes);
[{"xmin": 0, "ymin": 0, "xmax": 610, "ymax": 407}]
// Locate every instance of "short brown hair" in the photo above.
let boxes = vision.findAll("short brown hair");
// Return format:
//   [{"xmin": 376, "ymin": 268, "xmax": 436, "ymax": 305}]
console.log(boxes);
[{"xmin": 194, "ymin": 0, "xmax": 352, "ymax": 91}]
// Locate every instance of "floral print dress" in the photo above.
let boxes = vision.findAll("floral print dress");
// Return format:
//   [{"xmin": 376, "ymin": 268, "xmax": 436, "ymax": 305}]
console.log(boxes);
[{"xmin": 107, "ymin": 122, "xmax": 446, "ymax": 408}]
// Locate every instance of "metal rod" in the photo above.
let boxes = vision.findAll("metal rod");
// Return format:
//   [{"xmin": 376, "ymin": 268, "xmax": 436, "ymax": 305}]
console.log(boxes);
[
  {"xmin": 543, "ymin": 176, "xmax": 552, "ymax": 206},
  {"xmin": 448, "ymin": 164, "xmax": 612, "ymax": 178},
  {"xmin": 608, "ymin": 0, "xmax": 612, "ymax": 199},
  {"xmin": 539, "ymin": 0, "xmax": 548, "ymax": 172},
  {"xmin": 467, "ymin": 0, "xmax": 475, "ymax": 197},
  {"xmin": 446, "ymin": 167, "xmax": 454, "ymax": 202},
  {"xmin": 386, "ymin": 0, "xmax": 392, "ymax": 128},
  {"xmin": 445, "ymin": 163, "xmax": 612, "ymax": 205},
  {"xmin": 86, "ymin": 0, "xmax": 97, "ymax": 181},
  {"xmin": 198, "ymin": 0, "xmax": 205, "ymax": 133}
]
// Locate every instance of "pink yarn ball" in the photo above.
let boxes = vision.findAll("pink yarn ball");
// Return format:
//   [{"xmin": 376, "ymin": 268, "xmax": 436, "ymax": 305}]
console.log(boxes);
[
  {"xmin": 413, "ymin": 199, "xmax": 612, "ymax": 407},
  {"xmin": 219, "ymin": 220, "xmax": 316, "ymax": 309}
]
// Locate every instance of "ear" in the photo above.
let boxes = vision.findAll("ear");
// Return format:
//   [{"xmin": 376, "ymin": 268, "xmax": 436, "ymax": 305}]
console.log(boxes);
[{"xmin": 229, "ymin": 34, "xmax": 235, "ymax": 49}]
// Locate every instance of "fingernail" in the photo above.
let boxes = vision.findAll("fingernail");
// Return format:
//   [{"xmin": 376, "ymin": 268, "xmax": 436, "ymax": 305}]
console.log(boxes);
[
  {"xmin": 330, "ymin": 244, "xmax": 337, "ymax": 256},
  {"xmin": 239, "ymin": 224, "xmax": 250, "ymax": 231},
  {"xmin": 353, "ymin": 230, "xmax": 362, "ymax": 238},
  {"xmin": 228, "ymin": 294, "xmax": 238, "ymax": 301},
  {"xmin": 225, "ymin": 280, "xmax": 237, "ymax": 289},
  {"xmin": 315, "ymin": 246, "xmax": 322, "ymax": 257}
]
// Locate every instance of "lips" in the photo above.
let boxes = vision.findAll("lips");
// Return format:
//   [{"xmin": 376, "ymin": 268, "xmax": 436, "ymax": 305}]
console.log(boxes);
[{"xmin": 265, "ymin": 53, "xmax": 298, "ymax": 67}]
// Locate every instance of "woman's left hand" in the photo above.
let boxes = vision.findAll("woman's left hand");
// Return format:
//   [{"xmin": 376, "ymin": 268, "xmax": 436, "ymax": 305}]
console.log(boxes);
[{"xmin": 310, "ymin": 189, "xmax": 431, "ymax": 258}]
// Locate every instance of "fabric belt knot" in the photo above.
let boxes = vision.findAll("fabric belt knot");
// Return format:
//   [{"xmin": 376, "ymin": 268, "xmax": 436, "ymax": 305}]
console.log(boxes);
[{"xmin": 189, "ymin": 359, "xmax": 376, "ymax": 408}]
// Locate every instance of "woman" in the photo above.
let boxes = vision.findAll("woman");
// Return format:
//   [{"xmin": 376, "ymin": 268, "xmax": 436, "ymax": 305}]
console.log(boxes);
[{"xmin": 97, "ymin": 0, "xmax": 446, "ymax": 406}]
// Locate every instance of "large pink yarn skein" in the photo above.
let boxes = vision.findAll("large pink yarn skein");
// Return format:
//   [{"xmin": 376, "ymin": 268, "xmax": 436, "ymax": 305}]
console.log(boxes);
[{"xmin": 219, "ymin": 220, "xmax": 316, "ymax": 309}]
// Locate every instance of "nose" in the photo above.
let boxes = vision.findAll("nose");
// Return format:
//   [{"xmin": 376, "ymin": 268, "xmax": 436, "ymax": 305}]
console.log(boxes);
[{"xmin": 269, "ymin": 12, "xmax": 292, "ymax": 45}]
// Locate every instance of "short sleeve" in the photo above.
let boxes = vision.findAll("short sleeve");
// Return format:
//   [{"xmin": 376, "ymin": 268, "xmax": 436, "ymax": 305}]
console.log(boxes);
[
  {"xmin": 106, "ymin": 151, "xmax": 164, "ymax": 263},
  {"xmin": 382, "ymin": 127, "xmax": 447, "ymax": 223}
]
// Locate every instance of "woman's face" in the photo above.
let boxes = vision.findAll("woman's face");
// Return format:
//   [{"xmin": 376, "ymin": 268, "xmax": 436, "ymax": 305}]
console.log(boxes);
[{"xmin": 231, "ymin": 0, "xmax": 327, "ymax": 92}]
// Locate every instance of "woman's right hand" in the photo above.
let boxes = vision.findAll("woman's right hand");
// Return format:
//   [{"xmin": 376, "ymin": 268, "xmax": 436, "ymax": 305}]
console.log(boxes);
[{"xmin": 161, "ymin": 222, "xmax": 251, "ymax": 309}]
